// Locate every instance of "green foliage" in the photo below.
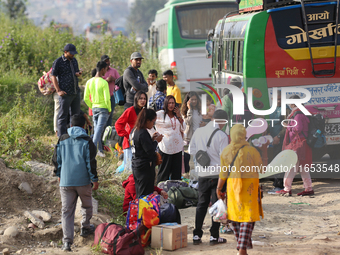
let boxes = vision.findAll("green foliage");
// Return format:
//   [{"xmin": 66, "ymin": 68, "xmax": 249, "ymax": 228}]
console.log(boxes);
[
  {"xmin": 93, "ymin": 155, "xmax": 129, "ymax": 225},
  {"xmin": 0, "ymin": 14, "xmax": 163, "ymax": 82},
  {"xmin": 127, "ymin": 0, "xmax": 167, "ymax": 38}
]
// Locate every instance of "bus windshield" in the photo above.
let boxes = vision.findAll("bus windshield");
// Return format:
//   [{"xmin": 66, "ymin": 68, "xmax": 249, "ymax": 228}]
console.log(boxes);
[{"xmin": 176, "ymin": 3, "xmax": 236, "ymax": 39}]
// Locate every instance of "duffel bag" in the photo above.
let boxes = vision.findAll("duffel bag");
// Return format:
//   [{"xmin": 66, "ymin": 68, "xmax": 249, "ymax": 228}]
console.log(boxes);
[
  {"xmin": 168, "ymin": 186, "xmax": 198, "ymax": 209},
  {"xmin": 157, "ymin": 180, "xmax": 188, "ymax": 192},
  {"xmin": 92, "ymin": 222, "xmax": 144, "ymax": 255}
]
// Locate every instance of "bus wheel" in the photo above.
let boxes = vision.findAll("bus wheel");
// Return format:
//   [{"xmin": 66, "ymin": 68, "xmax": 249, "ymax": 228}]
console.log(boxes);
[
  {"xmin": 312, "ymin": 149, "xmax": 326, "ymax": 161},
  {"xmin": 328, "ymin": 146, "xmax": 340, "ymax": 160}
]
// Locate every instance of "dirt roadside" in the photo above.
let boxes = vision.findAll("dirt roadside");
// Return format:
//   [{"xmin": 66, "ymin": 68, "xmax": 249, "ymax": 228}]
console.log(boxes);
[{"xmin": 1, "ymin": 157, "xmax": 340, "ymax": 255}]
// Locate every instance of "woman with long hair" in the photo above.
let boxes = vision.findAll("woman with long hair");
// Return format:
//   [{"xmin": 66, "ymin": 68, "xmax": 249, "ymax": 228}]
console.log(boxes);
[
  {"xmin": 130, "ymin": 108, "xmax": 163, "ymax": 198},
  {"xmin": 181, "ymin": 92, "xmax": 202, "ymax": 144},
  {"xmin": 276, "ymin": 94, "xmax": 314, "ymax": 196},
  {"xmin": 217, "ymin": 124, "xmax": 264, "ymax": 255},
  {"xmin": 155, "ymin": 95, "xmax": 186, "ymax": 183},
  {"xmin": 115, "ymin": 91, "xmax": 147, "ymax": 172}
]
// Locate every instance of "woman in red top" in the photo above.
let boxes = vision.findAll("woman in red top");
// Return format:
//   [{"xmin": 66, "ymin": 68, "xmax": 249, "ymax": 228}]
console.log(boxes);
[{"xmin": 115, "ymin": 91, "xmax": 147, "ymax": 172}]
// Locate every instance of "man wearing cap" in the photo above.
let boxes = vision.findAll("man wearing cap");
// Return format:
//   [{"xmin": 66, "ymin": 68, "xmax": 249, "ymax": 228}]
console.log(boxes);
[
  {"xmin": 101, "ymin": 55, "xmax": 120, "ymax": 126},
  {"xmin": 123, "ymin": 52, "xmax": 148, "ymax": 110},
  {"xmin": 52, "ymin": 43, "xmax": 82, "ymax": 137}
]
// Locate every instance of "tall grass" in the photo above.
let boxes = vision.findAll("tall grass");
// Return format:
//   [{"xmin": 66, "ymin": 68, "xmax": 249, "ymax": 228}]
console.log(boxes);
[{"xmin": 0, "ymin": 13, "xmax": 162, "ymax": 168}]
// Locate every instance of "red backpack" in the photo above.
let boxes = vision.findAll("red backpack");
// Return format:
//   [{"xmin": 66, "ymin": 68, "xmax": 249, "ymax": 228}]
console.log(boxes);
[{"xmin": 92, "ymin": 222, "xmax": 144, "ymax": 255}]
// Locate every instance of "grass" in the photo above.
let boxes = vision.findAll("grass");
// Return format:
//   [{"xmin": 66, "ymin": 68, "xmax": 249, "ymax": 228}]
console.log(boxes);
[{"xmin": 0, "ymin": 12, "xmax": 166, "ymax": 252}]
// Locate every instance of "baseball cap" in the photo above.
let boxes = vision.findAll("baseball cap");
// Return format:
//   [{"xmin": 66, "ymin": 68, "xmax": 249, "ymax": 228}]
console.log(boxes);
[
  {"xmin": 101, "ymin": 55, "xmax": 110, "ymax": 61},
  {"xmin": 130, "ymin": 52, "xmax": 144, "ymax": 60},
  {"xmin": 64, "ymin": 44, "xmax": 78, "ymax": 55},
  {"xmin": 230, "ymin": 76, "xmax": 241, "ymax": 86}
]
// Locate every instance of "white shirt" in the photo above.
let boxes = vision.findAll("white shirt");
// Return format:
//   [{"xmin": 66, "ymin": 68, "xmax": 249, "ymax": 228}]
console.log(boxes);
[
  {"xmin": 192, "ymin": 109, "xmax": 201, "ymax": 132},
  {"xmin": 147, "ymin": 84, "xmax": 157, "ymax": 107},
  {"xmin": 188, "ymin": 121, "xmax": 229, "ymax": 177},
  {"xmin": 155, "ymin": 110, "xmax": 186, "ymax": 154}
]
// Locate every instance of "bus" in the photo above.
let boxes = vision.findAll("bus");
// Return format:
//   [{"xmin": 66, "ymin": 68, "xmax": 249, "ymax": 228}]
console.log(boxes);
[
  {"xmin": 85, "ymin": 19, "xmax": 113, "ymax": 41},
  {"xmin": 206, "ymin": 0, "xmax": 340, "ymax": 159},
  {"xmin": 148, "ymin": 0, "xmax": 238, "ymax": 93}
]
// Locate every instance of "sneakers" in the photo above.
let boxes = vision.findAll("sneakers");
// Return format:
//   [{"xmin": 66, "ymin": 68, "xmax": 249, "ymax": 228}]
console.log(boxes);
[
  {"xmin": 268, "ymin": 187, "xmax": 283, "ymax": 194},
  {"xmin": 97, "ymin": 151, "xmax": 106, "ymax": 158},
  {"xmin": 193, "ymin": 235, "xmax": 202, "ymax": 245},
  {"xmin": 61, "ymin": 242, "xmax": 72, "ymax": 251},
  {"xmin": 210, "ymin": 236, "xmax": 227, "ymax": 246},
  {"xmin": 276, "ymin": 189, "xmax": 292, "ymax": 196},
  {"xmin": 297, "ymin": 190, "xmax": 314, "ymax": 196},
  {"xmin": 80, "ymin": 224, "xmax": 95, "ymax": 237}
]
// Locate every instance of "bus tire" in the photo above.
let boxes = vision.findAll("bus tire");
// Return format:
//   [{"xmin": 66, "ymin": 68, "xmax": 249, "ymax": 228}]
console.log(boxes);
[
  {"xmin": 328, "ymin": 146, "xmax": 340, "ymax": 160},
  {"xmin": 312, "ymin": 147, "xmax": 327, "ymax": 161}
]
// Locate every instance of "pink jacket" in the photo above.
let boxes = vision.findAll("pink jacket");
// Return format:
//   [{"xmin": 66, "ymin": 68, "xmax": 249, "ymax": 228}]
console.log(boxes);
[{"xmin": 286, "ymin": 108, "xmax": 309, "ymax": 142}]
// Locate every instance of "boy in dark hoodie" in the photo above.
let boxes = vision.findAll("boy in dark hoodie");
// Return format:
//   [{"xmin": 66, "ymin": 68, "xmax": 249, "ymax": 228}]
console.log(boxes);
[
  {"xmin": 52, "ymin": 114, "xmax": 98, "ymax": 252},
  {"xmin": 122, "ymin": 174, "xmax": 168, "ymax": 214}
]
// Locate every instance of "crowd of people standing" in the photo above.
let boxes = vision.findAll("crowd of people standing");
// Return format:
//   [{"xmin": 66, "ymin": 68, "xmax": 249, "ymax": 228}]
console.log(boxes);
[{"xmin": 52, "ymin": 43, "xmax": 315, "ymax": 253}]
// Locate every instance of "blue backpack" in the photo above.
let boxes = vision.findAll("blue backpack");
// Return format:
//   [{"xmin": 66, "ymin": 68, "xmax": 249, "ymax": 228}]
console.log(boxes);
[{"xmin": 293, "ymin": 111, "xmax": 326, "ymax": 149}]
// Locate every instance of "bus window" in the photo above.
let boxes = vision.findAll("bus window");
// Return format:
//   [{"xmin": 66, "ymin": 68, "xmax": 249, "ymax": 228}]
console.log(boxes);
[
  {"xmin": 228, "ymin": 41, "xmax": 234, "ymax": 71},
  {"xmin": 233, "ymin": 41, "xmax": 238, "ymax": 72},
  {"xmin": 176, "ymin": 3, "xmax": 238, "ymax": 39},
  {"xmin": 238, "ymin": 41, "xmax": 244, "ymax": 73},
  {"xmin": 212, "ymin": 40, "xmax": 219, "ymax": 69}
]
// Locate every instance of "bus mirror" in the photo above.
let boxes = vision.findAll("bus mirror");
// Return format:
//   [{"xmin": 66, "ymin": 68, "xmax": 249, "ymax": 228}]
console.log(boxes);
[{"xmin": 205, "ymin": 40, "xmax": 213, "ymax": 59}]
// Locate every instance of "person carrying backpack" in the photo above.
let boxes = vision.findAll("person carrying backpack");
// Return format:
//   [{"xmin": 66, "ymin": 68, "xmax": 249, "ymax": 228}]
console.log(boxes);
[
  {"xmin": 148, "ymin": 79, "xmax": 167, "ymax": 111},
  {"xmin": 188, "ymin": 110, "xmax": 229, "ymax": 246},
  {"xmin": 276, "ymin": 95, "xmax": 314, "ymax": 196},
  {"xmin": 123, "ymin": 52, "xmax": 148, "ymax": 110},
  {"xmin": 52, "ymin": 114, "xmax": 98, "ymax": 252}
]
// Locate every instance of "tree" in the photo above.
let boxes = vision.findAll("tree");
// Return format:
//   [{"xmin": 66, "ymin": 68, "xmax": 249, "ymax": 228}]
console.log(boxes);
[
  {"xmin": 1, "ymin": 0, "xmax": 26, "ymax": 19},
  {"xmin": 127, "ymin": 0, "xmax": 167, "ymax": 39}
]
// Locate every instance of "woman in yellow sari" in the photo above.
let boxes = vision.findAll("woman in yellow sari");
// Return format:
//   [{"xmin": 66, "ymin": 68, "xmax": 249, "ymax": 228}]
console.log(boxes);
[{"xmin": 217, "ymin": 124, "xmax": 264, "ymax": 255}]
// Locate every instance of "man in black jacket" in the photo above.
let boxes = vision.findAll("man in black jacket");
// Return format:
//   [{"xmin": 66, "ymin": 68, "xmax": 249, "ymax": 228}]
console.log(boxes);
[
  {"xmin": 52, "ymin": 44, "xmax": 82, "ymax": 136},
  {"xmin": 123, "ymin": 52, "xmax": 148, "ymax": 110}
]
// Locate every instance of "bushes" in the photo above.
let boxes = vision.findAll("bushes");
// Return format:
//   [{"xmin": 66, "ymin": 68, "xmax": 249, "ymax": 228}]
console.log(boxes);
[
  {"xmin": 0, "ymin": 14, "xmax": 162, "ymax": 170},
  {"xmin": 0, "ymin": 14, "xmax": 162, "ymax": 82}
]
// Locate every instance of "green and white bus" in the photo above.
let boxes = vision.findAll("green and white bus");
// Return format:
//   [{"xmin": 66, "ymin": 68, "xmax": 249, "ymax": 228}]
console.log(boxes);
[
  {"xmin": 148, "ymin": 0, "xmax": 238, "ymax": 93},
  {"xmin": 206, "ymin": 0, "xmax": 340, "ymax": 159}
]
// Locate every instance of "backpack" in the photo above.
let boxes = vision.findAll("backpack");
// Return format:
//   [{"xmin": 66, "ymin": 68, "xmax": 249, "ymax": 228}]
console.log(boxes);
[
  {"xmin": 92, "ymin": 222, "xmax": 144, "ymax": 255},
  {"xmin": 157, "ymin": 180, "xmax": 188, "ymax": 193},
  {"xmin": 115, "ymin": 76, "xmax": 125, "ymax": 106},
  {"xmin": 195, "ymin": 128, "xmax": 220, "ymax": 167},
  {"xmin": 126, "ymin": 194, "xmax": 161, "ymax": 231},
  {"xmin": 159, "ymin": 203, "xmax": 181, "ymax": 224},
  {"xmin": 228, "ymin": 93, "xmax": 254, "ymax": 127},
  {"xmin": 168, "ymin": 186, "xmax": 198, "ymax": 209},
  {"xmin": 37, "ymin": 68, "xmax": 55, "ymax": 95},
  {"xmin": 148, "ymin": 94, "xmax": 163, "ymax": 111},
  {"xmin": 293, "ymin": 111, "xmax": 326, "ymax": 148},
  {"xmin": 102, "ymin": 126, "xmax": 120, "ymax": 147}
]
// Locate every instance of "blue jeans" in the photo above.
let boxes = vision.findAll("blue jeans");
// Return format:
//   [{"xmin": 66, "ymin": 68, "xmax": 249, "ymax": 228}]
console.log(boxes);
[
  {"xmin": 92, "ymin": 108, "xmax": 109, "ymax": 153},
  {"xmin": 106, "ymin": 95, "xmax": 116, "ymax": 127},
  {"xmin": 58, "ymin": 91, "xmax": 81, "ymax": 137}
]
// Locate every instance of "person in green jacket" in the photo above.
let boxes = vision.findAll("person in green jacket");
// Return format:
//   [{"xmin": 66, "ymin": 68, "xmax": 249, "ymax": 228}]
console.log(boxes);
[{"xmin": 84, "ymin": 61, "xmax": 111, "ymax": 157}]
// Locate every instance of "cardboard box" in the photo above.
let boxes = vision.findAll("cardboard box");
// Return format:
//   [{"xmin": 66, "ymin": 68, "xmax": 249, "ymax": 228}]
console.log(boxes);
[{"xmin": 151, "ymin": 224, "xmax": 187, "ymax": 251}]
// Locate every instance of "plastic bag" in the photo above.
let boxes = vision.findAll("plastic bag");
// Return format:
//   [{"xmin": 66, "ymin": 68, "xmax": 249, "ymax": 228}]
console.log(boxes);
[{"xmin": 208, "ymin": 199, "xmax": 227, "ymax": 223}]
